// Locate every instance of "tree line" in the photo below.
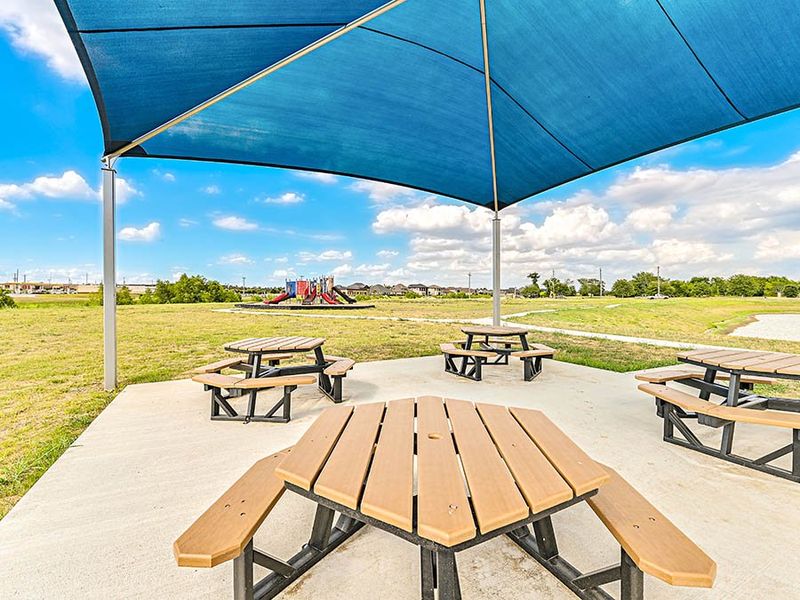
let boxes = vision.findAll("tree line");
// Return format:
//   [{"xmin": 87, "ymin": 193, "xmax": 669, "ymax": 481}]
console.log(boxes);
[
  {"xmin": 519, "ymin": 272, "xmax": 800, "ymax": 298},
  {"xmin": 90, "ymin": 274, "xmax": 242, "ymax": 305}
]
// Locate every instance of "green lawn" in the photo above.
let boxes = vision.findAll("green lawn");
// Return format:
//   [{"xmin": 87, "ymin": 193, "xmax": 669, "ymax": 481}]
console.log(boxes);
[{"xmin": 2, "ymin": 295, "xmax": 799, "ymax": 517}]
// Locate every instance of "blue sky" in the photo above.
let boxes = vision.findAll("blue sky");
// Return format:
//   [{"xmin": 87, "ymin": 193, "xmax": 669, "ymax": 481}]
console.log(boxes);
[{"xmin": 3, "ymin": 2, "xmax": 800, "ymax": 289}]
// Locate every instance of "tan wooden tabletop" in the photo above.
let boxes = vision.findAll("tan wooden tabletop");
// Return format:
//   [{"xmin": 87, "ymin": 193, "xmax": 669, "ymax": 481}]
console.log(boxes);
[
  {"xmin": 224, "ymin": 336, "xmax": 326, "ymax": 354},
  {"xmin": 678, "ymin": 348, "xmax": 800, "ymax": 376},
  {"xmin": 460, "ymin": 325, "xmax": 529, "ymax": 337},
  {"xmin": 275, "ymin": 396, "xmax": 609, "ymax": 548}
]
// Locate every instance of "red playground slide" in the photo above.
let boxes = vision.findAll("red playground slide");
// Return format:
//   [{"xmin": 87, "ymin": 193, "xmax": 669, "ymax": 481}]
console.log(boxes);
[
  {"xmin": 267, "ymin": 291, "xmax": 293, "ymax": 304},
  {"xmin": 321, "ymin": 292, "xmax": 341, "ymax": 304}
]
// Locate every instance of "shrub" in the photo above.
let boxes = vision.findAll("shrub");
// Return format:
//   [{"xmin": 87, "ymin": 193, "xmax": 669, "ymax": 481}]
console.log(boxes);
[{"xmin": 0, "ymin": 288, "xmax": 16, "ymax": 308}]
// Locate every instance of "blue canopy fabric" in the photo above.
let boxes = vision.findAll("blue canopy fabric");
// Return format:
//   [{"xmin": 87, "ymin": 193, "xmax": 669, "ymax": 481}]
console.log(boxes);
[{"xmin": 56, "ymin": 0, "xmax": 800, "ymax": 209}]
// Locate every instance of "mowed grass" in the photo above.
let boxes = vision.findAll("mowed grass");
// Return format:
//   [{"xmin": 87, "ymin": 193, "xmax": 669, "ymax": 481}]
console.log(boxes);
[{"xmin": 2, "ymin": 294, "xmax": 800, "ymax": 518}]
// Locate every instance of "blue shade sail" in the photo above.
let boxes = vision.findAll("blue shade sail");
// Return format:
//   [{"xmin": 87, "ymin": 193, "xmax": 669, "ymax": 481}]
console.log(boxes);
[{"xmin": 56, "ymin": 0, "xmax": 800, "ymax": 208}]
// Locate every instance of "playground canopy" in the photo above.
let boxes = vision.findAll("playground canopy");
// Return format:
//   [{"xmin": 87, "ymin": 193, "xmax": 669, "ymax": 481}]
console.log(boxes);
[{"xmin": 54, "ymin": 0, "xmax": 800, "ymax": 389}]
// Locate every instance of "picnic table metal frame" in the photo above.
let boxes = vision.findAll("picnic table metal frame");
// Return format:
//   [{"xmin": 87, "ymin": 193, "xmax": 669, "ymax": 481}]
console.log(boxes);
[
  {"xmin": 652, "ymin": 354, "xmax": 800, "ymax": 482},
  {"xmin": 236, "ymin": 398, "xmax": 641, "ymax": 600},
  {"xmin": 459, "ymin": 326, "xmax": 543, "ymax": 381},
  {"xmin": 210, "ymin": 338, "xmax": 338, "ymax": 423}
]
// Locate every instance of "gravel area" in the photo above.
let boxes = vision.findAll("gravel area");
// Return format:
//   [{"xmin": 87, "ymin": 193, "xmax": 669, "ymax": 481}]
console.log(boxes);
[{"xmin": 730, "ymin": 313, "xmax": 800, "ymax": 341}]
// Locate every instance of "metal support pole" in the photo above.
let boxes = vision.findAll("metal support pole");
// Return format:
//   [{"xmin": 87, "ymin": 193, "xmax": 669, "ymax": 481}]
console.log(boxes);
[
  {"xmin": 492, "ymin": 215, "xmax": 501, "ymax": 326},
  {"xmin": 102, "ymin": 162, "xmax": 117, "ymax": 391}
]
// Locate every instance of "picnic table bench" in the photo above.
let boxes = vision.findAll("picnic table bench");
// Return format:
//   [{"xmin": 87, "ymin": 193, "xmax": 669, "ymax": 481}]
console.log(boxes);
[
  {"xmin": 441, "ymin": 325, "xmax": 555, "ymax": 381},
  {"xmin": 175, "ymin": 397, "xmax": 715, "ymax": 599},
  {"xmin": 192, "ymin": 337, "xmax": 355, "ymax": 422},
  {"xmin": 636, "ymin": 348, "xmax": 800, "ymax": 481}
]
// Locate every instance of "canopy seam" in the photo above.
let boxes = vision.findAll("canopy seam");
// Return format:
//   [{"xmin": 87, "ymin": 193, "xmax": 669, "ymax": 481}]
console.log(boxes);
[
  {"xmin": 77, "ymin": 23, "xmax": 349, "ymax": 34},
  {"xmin": 655, "ymin": 0, "xmax": 747, "ymax": 120}
]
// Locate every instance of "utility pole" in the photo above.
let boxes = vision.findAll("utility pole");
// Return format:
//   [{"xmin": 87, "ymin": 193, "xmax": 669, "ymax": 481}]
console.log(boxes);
[
  {"xmin": 657, "ymin": 265, "xmax": 661, "ymax": 296},
  {"xmin": 599, "ymin": 267, "xmax": 603, "ymax": 297},
  {"xmin": 242, "ymin": 276, "xmax": 246, "ymax": 291},
  {"xmin": 550, "ymin": 269, "xmax": 556, "ymax": 298},
  {"xmin": 467, "ymin": 272, "xmax": 471, "ymax": 296}
]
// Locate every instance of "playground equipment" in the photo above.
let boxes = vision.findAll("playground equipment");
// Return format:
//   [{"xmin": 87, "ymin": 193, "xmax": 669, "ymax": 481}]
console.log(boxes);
[{"xmin": 267, "ymin": 276, "xmax": 357, "ymax": 306}]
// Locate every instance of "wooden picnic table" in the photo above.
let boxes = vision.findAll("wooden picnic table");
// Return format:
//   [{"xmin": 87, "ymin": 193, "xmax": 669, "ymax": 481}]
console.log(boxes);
[
  {"xmin": 677, "ymin": 348, "xmax": 800, "ymax": 457},
  {"xmin": 461, "ymin": 324, "xmax": 530, "ymax": 352},
  {"xmin": 273, "ymin": 396, "xmax": 609, "ymax": 599},
  {"xmin": 224, "ymin": 336, "xmax": 332, "ymax": 414}
]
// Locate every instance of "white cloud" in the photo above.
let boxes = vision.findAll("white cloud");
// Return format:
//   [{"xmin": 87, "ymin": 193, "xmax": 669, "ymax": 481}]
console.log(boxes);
[
  {"xmin": 756, "ymin": 233, "xmax": 800, "ymax": 261},
  {"xmin": 118, "ymin": 222, "xmax": 160, "ymax": 242},
  {"xmin": 178, "ymin": 218, "xmax": 198, "ymax": 228},
  {"xmin": 0, "ymin": 198, "xmax": 17, "ymax": 212},
  {"xmin": 218, "ymin": 253, "xmax": 254, "ymax": 265},
  {"xmin": 112, "ymin": 177, "xmax": 140, "ymax": 204},
  {"xmin": 355, "ymin": 263, "xmax": 390, "ymax": 276},
  {"xmin": 203, "ymin": 185, "xmax": 221, "ymax": 195},
  {"xmin": 373, "ymin": 202, "xmax": 493, "ymax": 235},
  {"xmin": 297, "ymin": 250, "xmax": 352, "ymax": 262},
  {"xmin": 0, "ymin": 0, "xmax": 85, "ymax": 82},
  {"xmin": 624, "ymin": 205, "xmax": 676, "ymax": 232},
  {"xmin": 350, "ymin": 180, "xmax": 419, "ymax": 202},
  {"xmin": 651, "ymin": 239, "xmax": 728, "ymax": 266},
  {"xmin": 331, "ymin": 264, "xmax": 353, "ymax": 277},
  {"xmin": 296, "ymin": 172, "xmax": 338, "ymax": 184},
  {"xmin": 213, "ymin": 215, "xmax": 258, "ymax": 231},
  {"xmin": 260, "ymin": 192, "xmax": 304, "ymax": 205},
  {"xmin": 272, "ymin": 268, "xmax": 297, "ymax": 278},
  {"xmin": 162, "ymin": 172, "xmax": 176, "ymax": 182},
  {"xmin": 274, "ymin": 256, "xmax": 289, "ymax": 264},
  {"xmin": 376, "ymin": 249, "xmax": 399, "ymax": 258}
]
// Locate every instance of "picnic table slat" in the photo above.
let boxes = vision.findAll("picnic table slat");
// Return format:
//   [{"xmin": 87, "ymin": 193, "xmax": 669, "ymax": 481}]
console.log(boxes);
[
  {"xmin": 461, "ymin": 325, "xmax": 529, "ymax": 337},
  {"xmin": 747, "ymin": 354, "xmax": 800, "ymax": 375},
  {"xmin": 416, "ymin": 396, "xmax": 476, "ymax": 547},
  {"xmin": 476, "ymin": 403, "xmax": 573, "ymax": 513},
  {"xmin": 717, "ymin": 352, "xmax": 794, "ymax": 370},
  {"xmin": 251, "ymin": 337, "xmax": 304, "ymax": 351},
  {"xmin": 445, "ymin": 399, "xmax": 529, "ymax": 534},
  {"xmin": 707, "ymin": 351, "xmax": 773, "ymax": 368},
  {"xmin": 224, "ymin": 337, "xmax": 259, "ymax": 351},
  {"xmin": 361, "ymin": 398, "xmax": 415, "ymax": 532},
  {"xmin": 314, "ymin": 403, "xmax": 385, "ymax": 509},
  {"xmin": 295, "ymin": 337, "xmax": 326, "ymax": 351},
  {"xmin": 230, "ymin": 338, "xmax": 271, "ymax": 351},
  {"xmin": 274, "ymin": 405, "xmax": 353, "ymax": 490},
  {"xmin": 676, "ymin": 349, "xmax": 743, "ymax": 361},
  {"xmin": 510, "ymin": 407, "xmax": 609, "ymax": 496}
]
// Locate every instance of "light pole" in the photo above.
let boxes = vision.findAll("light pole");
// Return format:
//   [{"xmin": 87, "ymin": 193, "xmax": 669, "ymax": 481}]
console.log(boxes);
[
  {"xmin": 467, "ymin": 272, "xmax": 471, "ymax": 297},
  {"xmin": 242, "ymin": 276, "xmax": 246, "ymax": 292}
]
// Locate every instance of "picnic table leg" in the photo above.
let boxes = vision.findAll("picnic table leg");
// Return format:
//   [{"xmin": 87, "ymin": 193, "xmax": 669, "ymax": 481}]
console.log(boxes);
[
  {"xmin": 244, "ymin": 355, "xmax": 262, "ymax": 422},
  {"xmin": 698, "ymin": 368, "xmax": 716, "ymax": 401},
  {"xmin": 233, "ymin": 539, "xmax": 255, "ymax": 600},
  {"xmin": 519, "ymin": 333, "xmax": 530, "ymax": 351},
  {"xmin": 435, "ymin": 551, "xmax": 461, "ymax": 600},
  {"xmin": 313, "ymin": 347, "xmax": 334, "ymax": 397},
  {"xmin": 464, "ymin": 334, "xmax": 474, "ymax": 350},
  {"xmin": 720, "ymin": 372, "xmax": 741, "ymax": 454},
  {"xmin": 620, "ymin": 549, "xmax": 644, "ymax": 600},
  {"xmin": 793, "ymin": 429, "xmax": 800, "ymax": 477},
  {"xmin": 420, "ymin": 547, "xmax": 435, "ymax": 600}
]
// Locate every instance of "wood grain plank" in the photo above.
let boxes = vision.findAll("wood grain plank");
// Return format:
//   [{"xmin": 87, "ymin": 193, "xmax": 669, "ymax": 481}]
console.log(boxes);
[
  {"xmin": 738, "ymin": 355, "xmax": 800, "ymax": 373},
  {"xmin": 476, "ymin": 403, "xmax": 573, "ymax": 513},
  {"xmin": 174, "ymin": 448, "xmax": 291, "ymax": 568},
  {"xmin": 445, "ymin": 399, "xmax": 529, "ymax": 534},
  {"xmin": 416, "ymin": 396, "xmax": 476, "ymax": 547},
  {"xmin": 707, "ymin": 351, "xmax": 773, "ymax": 367},
  {"xmin": 510, "ymin": 408, "xmax": 609, "ymax": 496},
  {"xmin": 588, "ymin": 465, "xmax": 716, "ymax": 587},
  {"xmin": 274, "ymin": 405, "xmax": 353, "ymax": 490},
  {"xmin": 361, "ymin": 399, "xmax": 415, "ymax": 532},
  {"xmin": 716, "ymin": 352, "xmax": 793, "ymax": 370},
  {"xmin": 224, "ymin": 338, "xmax": 258, "ymax": 351},
  {"xmin": 677, "ymin": 349, "xmax": 740, "ymax": 361},
  {"xmin": 314, "ymin": 403, "xmax": 385, "ymax": 509}
]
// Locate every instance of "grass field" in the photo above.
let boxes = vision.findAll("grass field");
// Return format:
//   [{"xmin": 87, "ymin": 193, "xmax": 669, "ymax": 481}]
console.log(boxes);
[{"xmin": 2, "ymin": 295, "xmax": 800, "ymax": 518}]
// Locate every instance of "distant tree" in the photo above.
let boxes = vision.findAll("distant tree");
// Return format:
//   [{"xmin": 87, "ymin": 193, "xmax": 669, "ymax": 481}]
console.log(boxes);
[
  {"xmin": 631, "ymin": 271, "xmax": 657, "ymax": 296},
  {"xmin": 689, "ymin": 280, "xmax": 712, "ymax": 297},
  {"xmin": 116, "ymin": 285, "xmax": 134, "ymax": 305},
  {"xmin": 578, "ymin": 278, "xmax": 601, "ymax": 296},
  {"xmin": 764, "ymin": 276, "xmax": 791, "ymax": 297},
  {"xmin": 520, "ymin": 272, "xmax": 541, "ymax": 298},
  {"xmin": 611, "ymin": 279, "xmax": 635, "ymax": 298},
  {"xmin": 543, "ymin": 277, "xmax": 576, "ymax": 297},
  {"xmin": 784, "ymin": 284, "xmax": 799, "ymax": 298},
  {"xmin": 727, "ymin": 274, "xmax": 758, "ymax": 297},
  {"xmin": 0, "ymin": 288, "xmax": 16, "ymax": 308},
  {"xmin": 138, "ymin": 289, "xmax": 157, "ymax": 304}
]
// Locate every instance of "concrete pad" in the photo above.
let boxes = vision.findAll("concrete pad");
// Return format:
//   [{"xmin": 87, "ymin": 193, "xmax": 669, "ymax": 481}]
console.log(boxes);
[{"xmin": 1, "ymin": 356, "xmax": 798, "ymax": 599}]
